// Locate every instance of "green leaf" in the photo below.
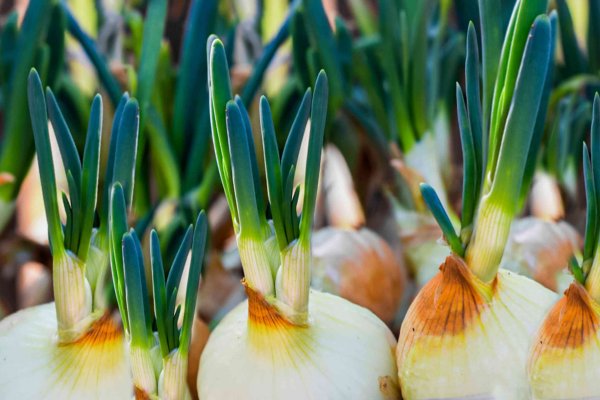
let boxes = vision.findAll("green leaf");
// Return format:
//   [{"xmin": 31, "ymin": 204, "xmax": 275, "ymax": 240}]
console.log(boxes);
[
  {"xmin": 260, "ymin": 96, "xmax": 287, "ymax": 250},
  {"xmin": 100, "ymin": 94, "xmax": 129, "ymax": 230},
  {"xmin": 208, "ymin": 37, "xmax": 236, "ymax": 226},
  {"xmin": 179, "ymin": 212, "xmax": 208, "ymax": 355},
  {"xmin": 122, "ymin": 232, "xmax": 150, "ymax": 348},
  {"xmin": 112, "ymin": 99, "xmax": 140, "ymax": 209},
  {"xmin": 27, "ymin": 69, "xmax": 64, "ymax": 256},
  {"xmin": 109, "ymin": 183, "xmax": 129, "ymax": 333},
  {"xmin": 588, "ymin": 0, "xmax": 600, "ymax": 72},
  {"xmin": 226, "ymin": 101, "xmax": 263, "ymax": 239},
  {"xmin": 420, "ymin": 183, "xmax": 464, "ymax": 256},
  {"xmin": 150, "ymin": 230, "xmax": 169, "ymax": 357},
  {"xmin": 488, "ymin": 0, "xmax": 548, "ymax": 179},
  {"xmin": 456, "ymin": 85, "xmax": 477, "ymax": 234},
  {"xmin": 556, "ymin": 0, "xmax": 587, "ymax": 75},
  {"xmin": 488, "ymin": 15, "xmax": 552, "ymax": 216},
  {"xmin": 583, "ymin": 144, "xmax": 597, "ymax": 267},
  {"xmin": 241, "ymin": 8, "xmax": 293, "ymax": 105},
  {"xmin": 465, "ymin": 22, "xmax": 484, "ymax": 184},
  {"xmin": 235, "ymin": 96, "xmax": 265, "ymax": 219},
  {"xmin": 281, "ymin": 89, "xmax": 312, "ymax": 179},
  {"xmin": 302, "ymin": 0, "xmax": 344, "ymax": 111},
  {"xmin": 172, "ymin": 0, "xmax": 217, "ymax": 162},
  {"xmin": 136, "ymin": 0, "xmax": 168, "ymax": 119},
  {"xmin": 46, "ymin": 88, "xmax": 82, "ymax": 186},
  {"xmin": 299, "ymin": 71, "xmax": 328, "ymax": 244},
  {"xmin": 165, "ymin": 225, "xmax": 193, "ymax": 300},
  {"xmin": 78, "ymin": 95, "xmax": 102, "ymax": 261},
  {"xmin": 63, "ymin": 5, "xmax": 121, "ymax": 106},
  {"xmin": 0, "ymin": 0, "xmax": 56, "ymax": 203}
]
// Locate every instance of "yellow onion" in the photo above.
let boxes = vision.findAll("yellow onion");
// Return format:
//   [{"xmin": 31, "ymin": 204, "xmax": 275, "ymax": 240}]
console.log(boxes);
[
  {"xmin": 199, "ymin": 45, "xmax": 399, "ymax": 399},
  {"xmin": 199, "ymin": 283, "xmax": 399, "ymax": 400},
  {"xmin": 528, "ymin": 283, "xmax": 600, "ymax": 398},
  {"xmin": 311, "ymin": 227, "xmax": 406, "ymax": 325},
  {"xmin": 0, "ymin": 303, "xmax": 130, "ymax": 399},
  {"xmin": 500, "ymin": 217, "xmax": 581, "ymax": 292},
  {"xmin": 397, "ymin": 255, "xmax": 556, "ymax": 398},
  {"xmin": 530, "ymin": 171, "xmax": 565, "ymax": 221}
]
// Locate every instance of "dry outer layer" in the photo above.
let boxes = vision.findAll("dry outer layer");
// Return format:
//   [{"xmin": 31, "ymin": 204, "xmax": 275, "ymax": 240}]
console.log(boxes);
[{"xmin": 311, "ymin": 227, "xmax": 407, "ymax": 325}]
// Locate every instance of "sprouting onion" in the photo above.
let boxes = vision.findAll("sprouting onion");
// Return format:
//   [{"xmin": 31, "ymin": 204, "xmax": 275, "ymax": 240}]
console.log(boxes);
[
  {"xmin": 310, "ymin": 145, "xmax": 407, "ymax": 326},
  {"xmin": 109, "ymin": 183, "xmax": 207, "ymax": 400},
  {"xmin": 198, "ymin": 37, "xmax": 399, "ymax": 399},
  {"xmin": 528, "ymin": 94, "xmax": 600, "ymax": 399},
  {"xmin": 0, "ymin": 69, "xmax": 139, "ymax": 398},
  {"xmin": 397, "ymin": 3, "xmax": 559, "ymax": 398}
]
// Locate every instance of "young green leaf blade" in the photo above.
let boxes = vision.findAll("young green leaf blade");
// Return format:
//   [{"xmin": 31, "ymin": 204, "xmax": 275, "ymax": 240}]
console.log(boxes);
[
  {"xmin": 260, "ymin": 96, "xmax": 287, "ymax": 250},
  {"xmin": 235, "ymin": 96, "xmax": 265, "ymax": 218},
  {"xmin": 465, "ymin": 22, "xmax": 483, "ymax": 181},
  {"xmin": 179, "ymin": 212, "xmax": 208, "ymax": 355},
  {"xmin": 78, "ymin": 94, "xmax": 102, "ymax": 261},
  {"xmin": 488, "ymin": 15, "xmax": 552, "ymax": 215},
  {"xmin": 299, "ymin": 71, "xmax": 328, "ymax": 244},
  {"xmin": 122, "ymin": 232, "xmax": 150, "ymax": 348},
  {"xmin": 150, "ymin": 229, "xmax": 169, "ymax": 357},
  {"xmin": 420, "ymin": 183, "xmax": 464, "ymax": 256},
  {"xmin": 226, "ymin": 101, "xmax": 263, "ymax": 239},
  {"xmin": 165, "ymin": 225, "xmax": 194, "ymax": 298},
  {"xmin": 45, "ymin": 88, "xmax": 82, "ymax": 186},
  {"xmin": 582, "ymin": 144, "xmax": 597, "ymax": 268},
  {"xmin": 27, "ymin": 69, "xmax": 64, "ymax": 255},
  {"xmin": 456, "ymin": 84, "xmax": 477, "ymax": 232},
  {"xmin": 109, "ymin": 183, "xmax": 130, "ymax": 333},
  {"xmin": 100, "ymin": 94, "xmax": 129, "ymax": 230},
  {"xmin": 112, "ymin": 99, "xmax": 140, "ymax": 209},
  {"xmin": 281, "ymin": 89, "xmax": 312, "ymax": 179}
]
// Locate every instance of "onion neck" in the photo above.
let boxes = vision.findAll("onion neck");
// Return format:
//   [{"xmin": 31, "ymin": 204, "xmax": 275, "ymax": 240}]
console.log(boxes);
[
  {"xmin": 130, "ymin": 344, "xmax": 158, "ymax": 397},
  {"xmin": 159, "ymin": 349, "xmax": 190, "ymax": 400},
  {"xmin": 465, "ymin": 196, "xmax": 512, "ymax": 283},
  {"xmin": 54, "ymin": 250, "xmax": 94, "ymax": 342},
  {"xmin": 586, "ymin": 252, "xmax": 600, "ymax": 304},
  {"xmin": 275, "ymin": 239, "xmax": 310, "ymax": 325},
  {"xmin": 238, "ymin": 235, "xmax": 275, "ymax": 298}
]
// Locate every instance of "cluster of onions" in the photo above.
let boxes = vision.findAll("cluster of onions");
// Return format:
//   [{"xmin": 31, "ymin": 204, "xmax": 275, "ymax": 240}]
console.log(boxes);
[
  {"xmin": 397, "ymin": 2, "xmax": 559, "ymax": 397},
  {"xmin": 311, "ymin": 145, "xmax": 407, "ymax": 325},
  {"xmin": 109, "ymin": 183, "xmax": 207, "ymax": 400},
  {"xmin": 0, "ymin": 70, "xmax": 139, "ymax": 398},
  {"xmin": 198, "ymin": 37, "xmax": 399, "ymax": 399},
  {"xmin": 527, "ymin": 94, "xmax": 600, "ymax": 398}
]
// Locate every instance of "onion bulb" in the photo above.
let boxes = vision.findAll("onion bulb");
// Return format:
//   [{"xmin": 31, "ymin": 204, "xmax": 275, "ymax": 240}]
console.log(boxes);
[
  {"xmin": 312, "ymin": 227, "xmax": 406, "ymax": 325},
  {"xmin": 527, "ymin": 95, "xmax": 600, "ymax": 400},
  {"xmin": 198, "ymin": 40, "xmax": 398, "ymax": 399},
  {"xmin": 397, "ymin": 11, "xmax": 556, "ymax": 398},
  {"xmin": 398, "ymin": 255, "xmax": 555, "ymax": 398},
  {"xmin": 500, "ymin": 217, "xmax": 580, "ymax": 291},
  {"xmin": 0, "ymin": 71, "xmax": 139, "ymax": 399}
]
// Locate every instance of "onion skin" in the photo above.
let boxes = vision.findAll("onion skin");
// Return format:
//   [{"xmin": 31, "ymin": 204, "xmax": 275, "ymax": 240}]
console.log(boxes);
[
  {"xmin": 311, "ymin": 227, "xmax": 406, "ymax": 325},
  {"xmin": 397, "ymin": 255, "xmax": 556, "ymax": 399},
  {"xmin": 198, "ymin": 283, "xmax": 399, "ymax": 400},
  {"xmin": 0, "ymin": 303, "xmax": 132, "ymax": 399},
  {"xmin": 528, "ymin": 283, "xmax": 600, "ymax": 399}
]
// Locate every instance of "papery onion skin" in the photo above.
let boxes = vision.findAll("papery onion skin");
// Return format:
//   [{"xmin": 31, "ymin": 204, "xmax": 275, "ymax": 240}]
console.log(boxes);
[
  {"xmin": 397, "ymin": 255, "xmax": 556, "ymax": 399},
  {"xmin": 528, "ymin": 283, "xmax": 600, "ymax": 399},
  {"xmin": 311, "ymin": 227, "xmax": 406, "ymax": 325},
  {"xmin": 198, "ymin": 285, "xmax": 399, "ymax": 400},
  {"xmin": 0, "ymin": 303, "xmax": 132, "ymax": 399}
]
